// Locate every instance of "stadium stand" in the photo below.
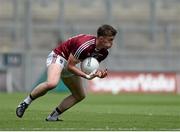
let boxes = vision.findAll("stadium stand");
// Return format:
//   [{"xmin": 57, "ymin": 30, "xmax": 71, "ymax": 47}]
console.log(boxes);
[{"xmin": 0, "ymin": 0, "xmax": 180, "ymax": 91}]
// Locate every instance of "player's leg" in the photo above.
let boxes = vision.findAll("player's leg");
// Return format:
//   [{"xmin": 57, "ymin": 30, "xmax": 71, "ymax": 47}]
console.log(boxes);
[
  {"xmin": 30, "ymin": 63, "xmax": 62, "ymax": 99},
  {"xmin": 58, "ymin": 75, "xmax": 86, "ymax": 112},
  {"xmin": 46, "ymin": 75, "xmax": 86, "ymax": 121},
  {"xmin": 16, "ymin": 63, "xmax": 62, "ymax": 118}
]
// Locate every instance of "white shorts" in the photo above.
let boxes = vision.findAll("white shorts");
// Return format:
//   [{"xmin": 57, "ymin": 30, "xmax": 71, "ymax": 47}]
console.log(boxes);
[{"xmin": 46, "ymin": 51, "xmax": 74, "ymax": 78}]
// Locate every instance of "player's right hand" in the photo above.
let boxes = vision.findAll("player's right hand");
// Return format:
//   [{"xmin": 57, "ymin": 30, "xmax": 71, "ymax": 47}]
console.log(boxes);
[
  {"xmin": 85, "ymin": 69, "xmax": 108, "ymax": 80},
  {"xmin": 95, "ymin": 69, "xmax": 108, "ymax": 78}
]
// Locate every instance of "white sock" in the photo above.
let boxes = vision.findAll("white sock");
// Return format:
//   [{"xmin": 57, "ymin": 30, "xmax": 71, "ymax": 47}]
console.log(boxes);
[
  {"xmin": 47, "ymin": 108, "xmax": 61, "ymax": 120},
  {"xmin": 46, "ymin": 111, "xmax": 58, "ymax": 121},
  {"xmin": 24, "ymin": 95, "xmax": 32, "ymax": 104},
  {"xmin": 50, "ymin": 109, "xmax": 60, "ymax": 118}
]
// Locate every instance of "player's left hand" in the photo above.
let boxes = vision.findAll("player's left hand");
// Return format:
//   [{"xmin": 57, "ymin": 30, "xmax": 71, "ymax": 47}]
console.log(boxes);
[{"xmin": 95, "ymin": 69, "xmax": 108, "ymax": 78}]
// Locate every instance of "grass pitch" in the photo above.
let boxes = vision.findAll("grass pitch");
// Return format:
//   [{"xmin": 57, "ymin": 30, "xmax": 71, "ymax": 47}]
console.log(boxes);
[{"xmin": 0, "ymin": 92, "xmax": 180, "ymax": 131}]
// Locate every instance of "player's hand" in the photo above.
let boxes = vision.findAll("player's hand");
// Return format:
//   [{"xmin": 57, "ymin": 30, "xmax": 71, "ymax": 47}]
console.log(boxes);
[
  {"xmin": 85, "ymin": 69, "xmax": 97, "ymax": 80},
  {"xmin": 95, "ymin": 69, "xmax": 108, "ymax": 78},
  {"xmin": 85, "ymin": 69, "xmax": 108, "ymax": 80}
]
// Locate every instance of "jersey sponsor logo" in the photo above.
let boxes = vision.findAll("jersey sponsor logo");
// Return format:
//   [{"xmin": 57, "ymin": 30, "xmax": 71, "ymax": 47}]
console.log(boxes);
[
  {"xmin": 74, "ymin": 39, "xmax": 95, "ymax": 59},
  {"xmin": 92, "ymin": 52, "xmax": 104, "ymax": 57}
]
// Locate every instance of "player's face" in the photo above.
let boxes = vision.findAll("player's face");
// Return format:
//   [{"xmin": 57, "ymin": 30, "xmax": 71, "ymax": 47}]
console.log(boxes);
[{"xmin": 100, "ymin": 36, "xmax": 115, "ymax": 49}]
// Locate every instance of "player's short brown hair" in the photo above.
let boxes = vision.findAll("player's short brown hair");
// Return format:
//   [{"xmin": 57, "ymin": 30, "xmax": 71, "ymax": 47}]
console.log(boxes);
[{"xmin": 97, "ymin": 24, "xmax": 117, "ymax": 37}]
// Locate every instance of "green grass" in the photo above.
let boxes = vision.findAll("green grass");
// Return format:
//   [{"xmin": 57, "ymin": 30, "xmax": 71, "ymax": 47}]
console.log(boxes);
[{"xmin": 0, "ymin": 92, "xmax": 180, "ymax": 131}]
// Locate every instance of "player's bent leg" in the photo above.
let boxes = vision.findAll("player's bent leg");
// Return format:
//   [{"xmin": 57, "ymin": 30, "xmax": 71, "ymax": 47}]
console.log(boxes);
[
  {"xmin": 16, "ymin": 82, "xmax": 59, "ymax": 118},
  {"xmin": 16, "ymin": 80, "xmax": 59, "ymax": 118},
  {"xmin": 46, "ymin": 75, "xmax": 86, "ymax": 121},
  {"xmin": 31, "ymin": 63, "xmax": 62, "ymax": 99},
  {"xmin": 16, "ymin": 63, "xmax": 62, "ymax": 118},
  {"xmin": 59, "ymin": 75, "xmax": 86, "ymax": 111}
]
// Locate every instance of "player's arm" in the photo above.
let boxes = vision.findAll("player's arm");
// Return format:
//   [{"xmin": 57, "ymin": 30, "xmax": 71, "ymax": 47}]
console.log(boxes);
[{"xmin": 67, "ymin": 53, "xmax": 96, "ymax": 80}]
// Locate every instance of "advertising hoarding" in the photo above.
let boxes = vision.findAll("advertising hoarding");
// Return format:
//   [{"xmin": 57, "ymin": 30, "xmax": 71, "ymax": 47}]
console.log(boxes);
[{"xmin": 88, "ymin": 72, "xmax": 178, "ymax": 94}]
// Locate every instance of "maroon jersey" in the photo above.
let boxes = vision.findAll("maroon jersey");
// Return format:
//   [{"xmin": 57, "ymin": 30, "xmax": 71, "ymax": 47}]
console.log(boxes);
[{"xmin": 53, "ymin": 34, "xmax": 108, "ymax": 62}]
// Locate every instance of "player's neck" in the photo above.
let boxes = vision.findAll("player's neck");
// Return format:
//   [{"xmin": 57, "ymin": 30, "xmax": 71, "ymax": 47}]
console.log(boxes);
[{"xmin": 95, "ymin": 39, "xmax": 102, "ymax": 50}]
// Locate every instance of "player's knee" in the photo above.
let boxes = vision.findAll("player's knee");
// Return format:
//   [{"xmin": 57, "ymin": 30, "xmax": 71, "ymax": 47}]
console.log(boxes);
[
  {"xmin": 74, "ymin": 94, "xmax": 86, "ymax": 102},
  {"xmin": 46, "ymin": 81, "xmax": 58, "ymax": 90}
]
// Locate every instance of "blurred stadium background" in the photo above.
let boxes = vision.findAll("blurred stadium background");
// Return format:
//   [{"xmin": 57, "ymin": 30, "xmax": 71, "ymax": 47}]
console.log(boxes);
[{"xmin": 0, "ymin": 0, "xmax": 180, "ymax": 94}]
